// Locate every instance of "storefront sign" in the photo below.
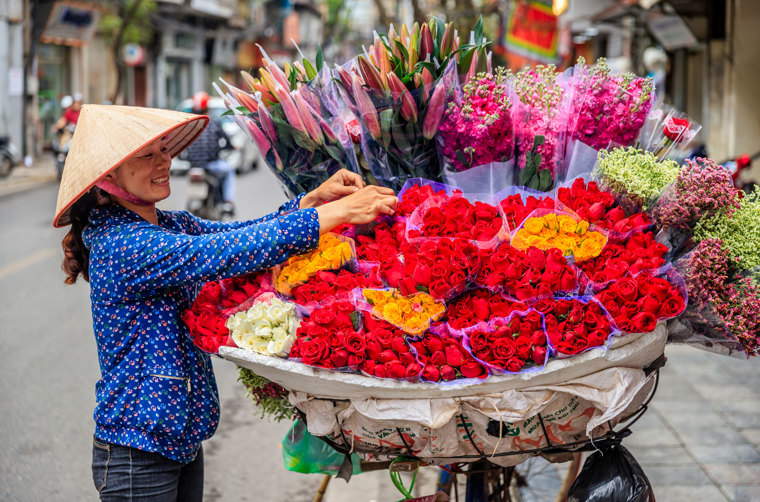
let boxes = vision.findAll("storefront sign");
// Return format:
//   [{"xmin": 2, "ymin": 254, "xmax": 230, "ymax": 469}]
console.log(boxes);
[{"xmin": 40, "ymin": 1, "xmax": 100, "ymax": 47}]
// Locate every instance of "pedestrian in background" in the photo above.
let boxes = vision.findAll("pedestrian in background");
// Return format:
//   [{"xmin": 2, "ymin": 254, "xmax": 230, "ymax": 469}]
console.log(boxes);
[{"xmin": 54, "ymin": 104, "xmax": 396, "ymax": 501}]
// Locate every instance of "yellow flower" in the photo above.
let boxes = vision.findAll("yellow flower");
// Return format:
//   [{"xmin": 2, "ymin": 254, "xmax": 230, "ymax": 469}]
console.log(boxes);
[
  {"xmin": 576, "ymin": 220, "xmax": 589, "ymax": 235},
  {"xmin": 276, "ymin": 233, "xmax": 355, "ymax": 293},
  {"xmin": 362, "ymin": 289, "xmax": 445, "ymax": 334},
  {"xmin": 544, "ymin": 213, "xmax": 558, "ymax": 229},
  {"xmin": 558, "ymin": 216, "xmax": 577, "ymax": 234},
  {"xmin": 523, "ymin": 218, "xmax": 544, "ymax": 235}
]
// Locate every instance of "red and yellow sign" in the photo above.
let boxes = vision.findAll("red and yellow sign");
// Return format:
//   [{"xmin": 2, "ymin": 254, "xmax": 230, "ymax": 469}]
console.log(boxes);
[{"xmin": 506, "ymin": 0, "xmax": 559, "ymax": 64}]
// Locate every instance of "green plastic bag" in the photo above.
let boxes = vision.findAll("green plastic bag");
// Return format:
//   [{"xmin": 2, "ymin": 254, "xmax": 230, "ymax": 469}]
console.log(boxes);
[{"xmin": 282, "ymin": 420, "xmax": 362, "ymax": 475}]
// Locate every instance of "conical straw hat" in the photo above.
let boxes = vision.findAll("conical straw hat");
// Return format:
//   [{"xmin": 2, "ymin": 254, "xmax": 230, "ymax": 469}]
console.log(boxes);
[{"xmin": 53, "ymin": 104, "xmax": 209, "ymax": 227}]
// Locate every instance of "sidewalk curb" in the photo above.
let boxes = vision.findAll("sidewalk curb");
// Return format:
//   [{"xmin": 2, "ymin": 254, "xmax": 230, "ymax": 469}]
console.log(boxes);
[{"xmin": 0, "ymin": 173, "xmax": 59, "ymax": 199}]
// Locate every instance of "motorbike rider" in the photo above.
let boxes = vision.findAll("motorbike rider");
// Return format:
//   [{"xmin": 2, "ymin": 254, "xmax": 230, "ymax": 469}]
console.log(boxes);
[
  {"xmin": 183, "ymin": 91, "xmax": 237, "ymax": 215},
  {"xmin": 53, "ymin": 93, "xmax": 82, "ymax": 132}
]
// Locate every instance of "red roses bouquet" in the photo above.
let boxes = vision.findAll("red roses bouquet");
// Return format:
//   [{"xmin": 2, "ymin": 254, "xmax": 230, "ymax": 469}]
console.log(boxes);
[
  {"xmin": 462, "ymin": 310, "xmax": 549, "ymax": 374},
  {"xmin": 476, "ymin": 244, "xmax": 579, "ymax": 300},
  {"xmin": 183, "ymin": 271, "xmax": 273, "ymax": 353},
  {"xmin": 536, "ymin": 297, "xmax": 614, "ymax": 356},
  {"xmin": 410, "ymin": 328, "xmax": 488, "ymax": 381},
  {"xmin": 497, "ymin": 189, "xmax": 555, "ymax": 231},
  {"xmin": 594, "ymin": 269, "xmax": 686, "ymax": 334},
  {"xmin": 444, "ymin": 289, "xmax": 528, "ymax": 330},
  {"xmin": 406, "ymin": 192, "xmax": 507, "ymax": 247}
]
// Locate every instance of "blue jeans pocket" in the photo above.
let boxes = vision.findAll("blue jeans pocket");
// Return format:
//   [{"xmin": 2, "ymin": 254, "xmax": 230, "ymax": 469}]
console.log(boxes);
[
  {"xmin": 136, "ymin": 372, "xmax": 191, "ymax": 438},
  {"xmin": 92, "ymin": 437, "xmax": 110, "ymax": 492}
]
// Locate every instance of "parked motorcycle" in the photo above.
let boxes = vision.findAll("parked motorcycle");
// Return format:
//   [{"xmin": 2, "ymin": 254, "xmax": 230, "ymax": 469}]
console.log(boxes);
[
  {"xmin": 186, "ymin": 166, "xmax": 235, "ymax": 221},
  {"xmin": 52, "ymin": 124, "xmax": 75, "ymax": 179},
  {"xmin": 0, "ymin": 135, "xmax": 21, "ymax": 178}
]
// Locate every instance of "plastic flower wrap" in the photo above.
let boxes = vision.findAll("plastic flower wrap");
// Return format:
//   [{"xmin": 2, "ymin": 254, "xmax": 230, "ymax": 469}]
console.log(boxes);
[
  {"xmin": 672, "ymin": 239, "xmax": 759, "ymax": 357},
  {"xmin": 360, "ymin": 288, "xmax": 446, "ymax": 335},
  {"xmin": 335, "ymin": 18, "xmax": 489, "ymax": 191},
  {"xmin": 275, "ymin": 233, "xmax": 355, "ymax": 294},
  {"xmin": 569, "ymin": 57, "xmax": 654, "ymax": 150},
  {"xmin": 218, "ymin": 52, "xmax": 357, "ymax": 198},
  {"xmin": 594, "ymin": 269, "xmax": 686, "ymax": 334},
  {"xmin": 462, "ymin": 310, "xmax": 549, "ymax": 373},
  {"xmin": 437, "ymin": 68, "xmax": 514, "ymax": 174},
  {"xmin": 411, "ymin": 328, "xmax": 488, "ymax": 381},
  {"xmin": 536, "ymin": 297, "xmax": 614, "ymax": 357},
  {"xmin": 693, "ymin": 187, "xmax": 760, "ymax": 271},
  {"xmin": 227, "ymin": 295, "xmax": 301, "ymax": 357},
  {"xmin": 637, "ymin": 104, "xmax": 702, "ymax": 160},
  {"xmin": 476, "ymin": 244, "xmax": 579, "ymax": 300},
  {"xmin": 511, "ymin": 210, "xmax": 607, "ymax": 263},
  {"xmin": 594, "ymin": 147, "xmax": 679, "ymax": 211},
  {"xmin": 512, "ymin": 65, "xmax": 572, "ymax": 191}
]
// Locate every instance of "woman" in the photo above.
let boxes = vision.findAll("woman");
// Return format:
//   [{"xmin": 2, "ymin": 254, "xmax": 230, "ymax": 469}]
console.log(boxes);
[{"xmin": 54, "ymin": 104, "xmax": 397, "ymax": 501}]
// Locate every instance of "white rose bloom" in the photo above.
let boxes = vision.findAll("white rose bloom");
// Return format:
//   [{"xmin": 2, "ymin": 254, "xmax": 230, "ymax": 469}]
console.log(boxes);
[
  {"xmin": 246, "ymin": 305, "xmax": 264, "ymax": 323},
  {"xmin": 271, "ymin": 326, "xmax": 287, "ymax": 341},
  {"xmin": 257, "ymin": 326, "xmax": 273, "ymax": 340},
  {"xmin": 268, "ymin": 304, "xmax": 286, "ymax": 323},
  {"xmin": 267, "ymin": 333, "xmax": 295, "ymax": 357},
  {"xmin": 288, "ymin": 316, "xmax": 301, "ymax": 334}
]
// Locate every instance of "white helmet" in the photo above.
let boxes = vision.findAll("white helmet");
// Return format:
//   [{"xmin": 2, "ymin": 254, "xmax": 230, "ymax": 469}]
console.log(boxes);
[{"xmin": 61, "ymin": 95, "xmax": 73, "ymax": 109}]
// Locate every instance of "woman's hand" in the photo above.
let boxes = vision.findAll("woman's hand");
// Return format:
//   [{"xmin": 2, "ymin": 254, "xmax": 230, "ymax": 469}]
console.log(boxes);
[
  {"xmin": 300, "ymin": 169, "xmax": 365, "ymax": 208},
  {"xmin": 316, "ymin": 185, "xmax": 398, "ymax": 234}
]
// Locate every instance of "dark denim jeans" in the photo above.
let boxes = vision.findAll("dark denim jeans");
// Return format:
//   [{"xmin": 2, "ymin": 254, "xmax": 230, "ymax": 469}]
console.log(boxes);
[{"xmin": 92, "ymin": 436, "xmax": 203, "ymax": 501}]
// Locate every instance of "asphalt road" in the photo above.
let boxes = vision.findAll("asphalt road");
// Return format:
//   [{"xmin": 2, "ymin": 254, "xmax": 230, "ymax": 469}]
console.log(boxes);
[{"xmin": 0, "ymin": 166, "xmax": 421, "ymax": 501}]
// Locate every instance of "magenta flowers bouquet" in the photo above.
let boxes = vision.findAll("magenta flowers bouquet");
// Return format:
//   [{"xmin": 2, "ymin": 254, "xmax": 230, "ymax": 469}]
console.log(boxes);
[
  {"xmin": 436, "ymin": 68, "xmax": 514, "ymax": 173},
  {"xmin": 570, "ymin": 58, "xmax": 654, "ymax": 150}
]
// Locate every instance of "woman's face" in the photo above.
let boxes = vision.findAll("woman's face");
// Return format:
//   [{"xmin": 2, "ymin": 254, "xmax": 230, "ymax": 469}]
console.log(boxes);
[{"xmin": 108, "ymin": 137, "xmax": 172, "ymax": 203}]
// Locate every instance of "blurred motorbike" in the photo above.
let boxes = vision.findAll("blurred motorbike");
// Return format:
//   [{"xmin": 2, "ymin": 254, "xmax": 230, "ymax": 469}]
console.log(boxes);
[
  {"xmin": 53, "ymin": 124, "xmax": 75, "ymax": 179},
  {"xmin": 0, "ymin": 135, "xmax": 21, "ymax": 178},
  {"xmin": 185, "ymin": 137, "xmax": 235, "ymax": 220}
]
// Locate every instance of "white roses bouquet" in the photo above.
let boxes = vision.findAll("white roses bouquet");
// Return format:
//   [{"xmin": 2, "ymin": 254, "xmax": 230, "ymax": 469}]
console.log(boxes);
[{"xmin": 227, "ymin": 295, "xmax": 301, "ymax": 357}]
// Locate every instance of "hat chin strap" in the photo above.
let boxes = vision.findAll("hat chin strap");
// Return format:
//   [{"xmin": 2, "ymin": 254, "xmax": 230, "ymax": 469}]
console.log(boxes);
[{"xmin": 96, "ymin": 179, "xmax": 153, "ymax": 206}]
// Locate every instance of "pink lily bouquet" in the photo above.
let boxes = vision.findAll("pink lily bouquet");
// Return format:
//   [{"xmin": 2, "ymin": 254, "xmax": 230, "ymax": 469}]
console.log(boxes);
[
  {"xmin": 436, "ymin": 67, "xmax": 514, "ymax": 173},
  {"xmin": 219, "ymin": 49, "xmax": 356, "ymax": 198},
  {"xmin": 512, "ymin": 65, "xmax": 571, "ymax": 191},
  {"xmin": 570, "ymin": 57, "xmax": 655, "ymax": 150},
  {"xmin": 335, "ymin": 18, "xmax": 489, "ymax": 191}
]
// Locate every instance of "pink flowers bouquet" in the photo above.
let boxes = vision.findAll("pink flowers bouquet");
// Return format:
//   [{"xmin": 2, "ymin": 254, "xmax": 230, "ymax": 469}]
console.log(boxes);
[
  {"xmin": 335, "ymin": 19, "xmax": 489, "ymax": 191},
  {"xmin": 219, "ymin": 51, "xmax": 357, "ymax": 198},
  {"xmin": 512, "ymin": 65, "xmax": 572, "ymax": 191},
  {"xmin": 673, "ymin": 239, "xmax": 760, "ymax": 357},
  {"xmin": 436, "ymin": 68, "xmax": 514, "ymax": 173},
  {"xmin": 570, "ymin": 57, "xmax": 654, "ymax": 150}
]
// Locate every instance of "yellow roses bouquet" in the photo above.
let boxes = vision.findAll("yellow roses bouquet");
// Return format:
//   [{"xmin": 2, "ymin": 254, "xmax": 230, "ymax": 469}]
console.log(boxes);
[
  {"xmin": 361, "ymin": 288, "xmax": 446, "ymax": 335},
  {"xmin": 275, "ymin": 233, "xmax": 355, "ymax": 295},
  {"xmin": 511, "ymin": 211, "xmax": 607, "ymax": 262}
]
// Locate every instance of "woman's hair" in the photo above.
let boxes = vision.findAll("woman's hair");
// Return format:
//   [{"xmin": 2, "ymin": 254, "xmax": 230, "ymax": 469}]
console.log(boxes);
[{"xmin": 62, "ymin": 188, "xmax": 110, "ymax": 284}]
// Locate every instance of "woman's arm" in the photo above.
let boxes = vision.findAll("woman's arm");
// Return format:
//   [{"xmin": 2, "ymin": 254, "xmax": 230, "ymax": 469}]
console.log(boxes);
[
  {"xmin": 98, "ymin": 208, "xmax": 320, "ymax": 297},
  {"xmin": 180, "ymin": 194, "xmax": 308, "ymax": 234},
  {"xmin": 184, "ymin": 169, "xmax": 366, "ymax": 234}
]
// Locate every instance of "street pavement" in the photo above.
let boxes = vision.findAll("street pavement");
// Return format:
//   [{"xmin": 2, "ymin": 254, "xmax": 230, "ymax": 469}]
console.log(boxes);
[{"xmin": 0, "ymin": 162, "xmax": 758, "ymax": 501}]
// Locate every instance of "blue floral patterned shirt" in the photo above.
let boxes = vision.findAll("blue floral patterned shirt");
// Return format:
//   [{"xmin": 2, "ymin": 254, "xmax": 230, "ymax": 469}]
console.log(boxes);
[{"xmin": 82, "ymin": 195, "xmax": 319, "ymax": 463}]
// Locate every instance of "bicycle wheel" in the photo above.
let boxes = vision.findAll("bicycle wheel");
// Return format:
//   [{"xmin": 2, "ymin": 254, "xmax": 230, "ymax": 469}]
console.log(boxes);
[{"xmin": 509, "ymin": 453, "xmax": 581, "ymax": 502}]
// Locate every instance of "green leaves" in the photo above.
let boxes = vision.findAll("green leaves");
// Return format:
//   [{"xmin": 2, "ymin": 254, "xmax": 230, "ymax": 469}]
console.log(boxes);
[
  {"xmin": 315, "ymin": 45, "xmax": 324, "ymax": 72},
  {"xmin": 519, "ymin": 135, "xmax": 554, "ymax": 192}
]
